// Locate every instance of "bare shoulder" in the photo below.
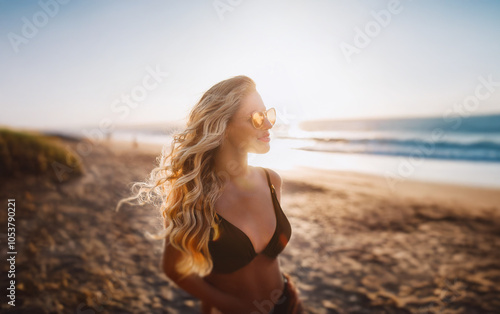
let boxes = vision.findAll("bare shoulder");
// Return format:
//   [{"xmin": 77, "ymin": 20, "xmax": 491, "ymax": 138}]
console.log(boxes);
[
  {"xmin": 264, "ymin": 167, "xmax": 282, "ymax": 190},
  {"xmin": 257, "ymin": 167, "xmax": 283, "ymax": 202}
]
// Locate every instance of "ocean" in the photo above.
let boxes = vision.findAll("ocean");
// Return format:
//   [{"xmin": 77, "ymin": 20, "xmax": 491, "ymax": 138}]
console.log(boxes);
[
  {"xmin": 288, "ymin": 113, "xmax": 500, "ymax": 163},
  {"xmin": 48, "ymin": 113, "xmax": 500, "ymax": 188}
]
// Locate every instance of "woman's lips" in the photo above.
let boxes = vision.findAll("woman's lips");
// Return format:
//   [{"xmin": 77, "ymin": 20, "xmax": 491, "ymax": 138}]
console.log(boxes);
[{"xmin": 258, "ymin": 136, "xmax": 270, "ymax": 142}]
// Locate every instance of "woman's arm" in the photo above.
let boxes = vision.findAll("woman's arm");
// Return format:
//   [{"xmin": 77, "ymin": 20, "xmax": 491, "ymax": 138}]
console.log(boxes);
[{"xmin": 161, "ymin": 239, "xmax": 247, "ymax": 313}]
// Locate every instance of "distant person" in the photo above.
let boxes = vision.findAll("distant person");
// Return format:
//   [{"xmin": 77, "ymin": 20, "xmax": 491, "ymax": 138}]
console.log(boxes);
[{"xmin": 116, "ymin": 75, "xmax": 303, "ymax": 313}]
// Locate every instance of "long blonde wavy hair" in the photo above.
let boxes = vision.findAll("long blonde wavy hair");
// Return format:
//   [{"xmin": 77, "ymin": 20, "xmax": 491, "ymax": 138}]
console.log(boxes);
[{"xmin": 115, "ymin": 75, "xmax": 257, "ymax": 279}]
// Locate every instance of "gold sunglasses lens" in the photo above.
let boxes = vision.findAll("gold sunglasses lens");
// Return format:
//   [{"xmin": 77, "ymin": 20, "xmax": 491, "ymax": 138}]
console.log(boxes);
[
  {"xmin": 252, "ymin": 112, "xmax": 265, "ymax": 128},
  {"xmin": 266, "ymin": 108, "xmax": 276, "ymax": 125}
]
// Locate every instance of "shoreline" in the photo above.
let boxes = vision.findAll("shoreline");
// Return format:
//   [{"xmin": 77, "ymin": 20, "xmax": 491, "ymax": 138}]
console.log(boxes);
[
  {"xmin": 40, "ymin": 126, "xmax": 500, "ymax": 188},
  {"xmin": 107, "ymin": 137, "xmax": 500, "ymax": 210},
  {"xmin": 279, "ymin": 165, "xmax": 500, "ymax": 211}
]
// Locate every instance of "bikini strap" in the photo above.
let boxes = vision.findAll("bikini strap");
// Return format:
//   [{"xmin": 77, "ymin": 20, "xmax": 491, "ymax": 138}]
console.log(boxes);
[{"xmin": 261, "ymin": 167, "xmax": 276, "ymax": 194}]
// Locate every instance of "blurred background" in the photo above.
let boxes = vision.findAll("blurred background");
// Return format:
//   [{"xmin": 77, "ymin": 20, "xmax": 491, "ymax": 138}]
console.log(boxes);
[{"xmin": 1, "ymin": 1, "xmax": 500, "ymax": 313}]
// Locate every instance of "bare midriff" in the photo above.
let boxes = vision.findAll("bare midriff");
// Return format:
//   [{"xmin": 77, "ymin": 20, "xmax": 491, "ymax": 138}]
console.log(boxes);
[{"xmin": 202, "ymin": 254, "xmax": 285, "ymax": 313}]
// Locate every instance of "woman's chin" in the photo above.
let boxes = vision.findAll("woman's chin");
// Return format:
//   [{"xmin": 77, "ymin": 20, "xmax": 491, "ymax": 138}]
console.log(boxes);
[{"xmin": 249, "ymin": 142, "xmax": 270, "ymax": 154}]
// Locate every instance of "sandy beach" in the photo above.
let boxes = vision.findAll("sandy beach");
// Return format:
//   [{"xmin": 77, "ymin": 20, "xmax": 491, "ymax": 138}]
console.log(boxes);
[{"xmin": 1, "ymin": 135, "xmax": 499, "ymax": 314}]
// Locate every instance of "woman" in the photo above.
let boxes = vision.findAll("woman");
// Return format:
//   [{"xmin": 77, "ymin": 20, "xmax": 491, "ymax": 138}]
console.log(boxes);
[{"xmin": 116, "ymin": 75, "xmax": 304, "ymax": 313}]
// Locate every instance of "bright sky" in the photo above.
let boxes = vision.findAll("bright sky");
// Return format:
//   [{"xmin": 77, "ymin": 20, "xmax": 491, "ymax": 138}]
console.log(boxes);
[{"xmin": 1, "ymin": 0, "xmax": 500, "ymax": 131}]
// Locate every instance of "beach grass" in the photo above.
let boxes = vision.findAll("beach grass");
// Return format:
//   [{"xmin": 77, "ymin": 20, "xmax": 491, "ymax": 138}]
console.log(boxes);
[{"xmin": 0, "ymin": 127, "xmax": 83, "ymax": 182}]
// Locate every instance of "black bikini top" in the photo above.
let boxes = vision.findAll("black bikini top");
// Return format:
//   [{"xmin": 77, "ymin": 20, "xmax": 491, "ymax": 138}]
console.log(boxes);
[{"xmin": 208, "ymin": 167, "xmax": 292, "ymax": 274}]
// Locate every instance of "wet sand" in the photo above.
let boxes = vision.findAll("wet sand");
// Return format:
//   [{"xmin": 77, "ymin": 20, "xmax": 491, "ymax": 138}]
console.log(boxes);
[{"xmin": 1, "ymin": 136, "xmax": 499, "ymax": 313}]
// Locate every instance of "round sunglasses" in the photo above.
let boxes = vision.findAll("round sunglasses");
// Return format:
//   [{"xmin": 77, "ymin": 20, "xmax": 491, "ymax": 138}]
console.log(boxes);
[{"xmin": 248, "ymin": 108, "xmax": 276, "ymax": 129}]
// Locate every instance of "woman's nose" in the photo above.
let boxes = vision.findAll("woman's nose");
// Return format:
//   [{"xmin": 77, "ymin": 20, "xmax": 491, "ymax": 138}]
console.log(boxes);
[{"xmin": 261, "ymin": 118, "xmax": 273, "ymax": 129}]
